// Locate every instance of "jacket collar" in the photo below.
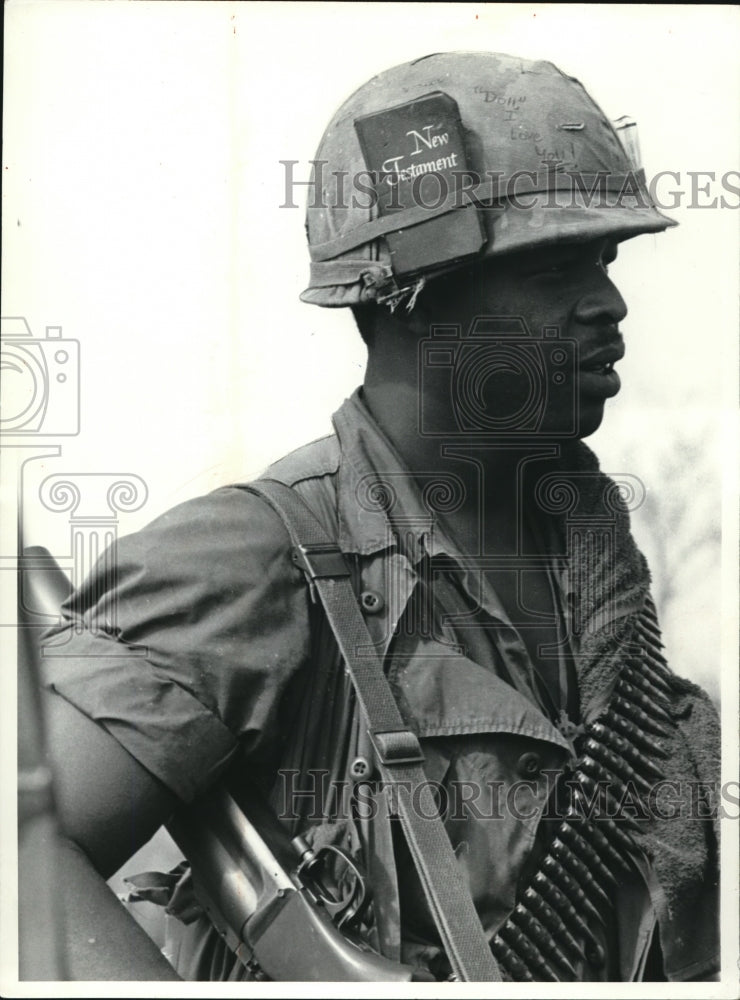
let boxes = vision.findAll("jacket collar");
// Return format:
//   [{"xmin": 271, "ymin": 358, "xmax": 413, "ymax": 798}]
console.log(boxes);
[{"xmin": 332, "ymin": 388, "xmax": 461, "ymax": 565}]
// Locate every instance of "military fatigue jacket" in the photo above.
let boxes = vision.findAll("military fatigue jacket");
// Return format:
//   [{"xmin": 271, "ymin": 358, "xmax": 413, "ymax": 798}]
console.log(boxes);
[{"xmin": 42, "ymin": 389, "xmax": 720, "ymax": 982}]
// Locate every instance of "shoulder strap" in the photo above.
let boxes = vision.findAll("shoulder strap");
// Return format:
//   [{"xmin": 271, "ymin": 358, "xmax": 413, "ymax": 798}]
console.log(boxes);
[{"xmin": 244, "ymin": 478, "xmax": 501, "ymax": 982}]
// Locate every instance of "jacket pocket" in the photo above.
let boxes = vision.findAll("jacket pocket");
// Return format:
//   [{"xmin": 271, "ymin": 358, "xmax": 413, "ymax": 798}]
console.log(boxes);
[{"xmin": 389, "ymin": 643, "xmax": 573, "ymax": 937}]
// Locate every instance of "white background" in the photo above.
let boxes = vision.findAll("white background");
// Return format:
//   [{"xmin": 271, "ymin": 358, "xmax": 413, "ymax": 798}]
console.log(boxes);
[{"xmin": 2, "ymin": 2, "xmax": 739, "ymax": 993}]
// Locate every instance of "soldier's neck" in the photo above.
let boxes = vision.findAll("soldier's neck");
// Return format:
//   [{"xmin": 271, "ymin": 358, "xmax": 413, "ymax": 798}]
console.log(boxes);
[{"xmin": 361, "ymin": 380, "xmax": 559, "ymax": 548}]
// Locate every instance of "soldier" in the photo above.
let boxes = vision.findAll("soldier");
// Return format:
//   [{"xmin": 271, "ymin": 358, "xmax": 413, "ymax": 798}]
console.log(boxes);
[{"xmin": 41, "ymin": 52, "xmax": 720, "ymax": 982}]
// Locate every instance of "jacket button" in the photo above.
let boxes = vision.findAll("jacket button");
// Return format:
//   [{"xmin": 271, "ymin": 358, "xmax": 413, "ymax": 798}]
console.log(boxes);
[
  {"xmin": 517, "ymin": 752, "xmax": 542, "ymax": 777},
  {"xmin": 349, "ymin": 756, "xmax": 373, "ymax": 780},
  {"xmin": 360, "ymin": 590, "xmax": 384, "ymax": 614}
]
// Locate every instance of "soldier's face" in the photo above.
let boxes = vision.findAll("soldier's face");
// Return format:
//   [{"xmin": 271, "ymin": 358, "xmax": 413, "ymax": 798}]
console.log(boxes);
[{"xmin": 418, "ymin": 238, "xmax": 628, "ymax": 440}]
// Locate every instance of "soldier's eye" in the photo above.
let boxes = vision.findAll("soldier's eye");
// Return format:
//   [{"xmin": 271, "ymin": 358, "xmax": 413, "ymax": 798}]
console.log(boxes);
[{"xmin": 526, "ymin": 257, "xmax": 577, "ymax": 278}]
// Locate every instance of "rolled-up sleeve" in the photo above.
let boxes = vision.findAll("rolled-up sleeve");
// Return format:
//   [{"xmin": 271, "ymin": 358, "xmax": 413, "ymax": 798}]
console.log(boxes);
[{"xmin": 40, "ymin": 487, "xmax": 311, "ymax": 802}]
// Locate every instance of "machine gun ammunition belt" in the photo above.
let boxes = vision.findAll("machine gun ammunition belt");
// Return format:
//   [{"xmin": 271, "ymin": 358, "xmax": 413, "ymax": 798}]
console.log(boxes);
[{"xmin": 490, "ymin": 599, "xmax": 677, "ymax": 981}]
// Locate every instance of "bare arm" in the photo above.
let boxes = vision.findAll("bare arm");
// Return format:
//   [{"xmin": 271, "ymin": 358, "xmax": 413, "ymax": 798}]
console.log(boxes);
[{"xmin": 43, "ymin": 691, "xmax": 182, "ymax": 979}]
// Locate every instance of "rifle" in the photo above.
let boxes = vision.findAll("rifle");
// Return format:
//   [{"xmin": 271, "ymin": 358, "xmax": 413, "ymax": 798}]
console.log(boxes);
[
  {"xmin": 21, "ymin": 547, "xmax": 427, "ymax": 982},
  {"xmin": 166, "ymin": 779, "xmax": 427, "ymax": 981}
]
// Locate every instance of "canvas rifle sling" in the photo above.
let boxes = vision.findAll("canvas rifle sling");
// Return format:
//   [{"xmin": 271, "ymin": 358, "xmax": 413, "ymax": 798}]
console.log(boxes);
[{"xmin": 243, "ymin": 479, "xmax": 502, "ymax": 983}]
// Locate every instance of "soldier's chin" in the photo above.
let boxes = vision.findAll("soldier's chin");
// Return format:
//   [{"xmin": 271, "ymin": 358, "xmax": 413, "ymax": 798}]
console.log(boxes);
[
  {"xmin": 534, "ymin": 400, "xmax": 606, "ymax": 440},
  {"xmin": 575, "ymin": 400, "xmax": 607, "ymax": 439}
]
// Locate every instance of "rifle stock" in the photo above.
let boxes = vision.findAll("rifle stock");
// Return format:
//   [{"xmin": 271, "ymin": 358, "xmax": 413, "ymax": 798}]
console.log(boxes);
[{"xmin": 167, "ymin": 782, "xmax": 427, "ymax": 981}]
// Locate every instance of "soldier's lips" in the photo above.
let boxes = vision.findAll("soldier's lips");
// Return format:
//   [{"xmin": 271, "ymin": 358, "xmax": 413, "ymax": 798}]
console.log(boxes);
[
  {"xmin": 579, "ymin": 342, "xmax": 624, "ymax": 398},
  {"xmin": 578, "ymin": 363, "xmax": 621, "ymax": 398}
]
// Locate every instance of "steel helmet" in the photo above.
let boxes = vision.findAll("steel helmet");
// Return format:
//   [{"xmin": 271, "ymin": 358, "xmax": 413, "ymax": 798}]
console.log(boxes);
[{"xmin": 300, "ymin": 51, "xmax": 675, "ymax": 308}]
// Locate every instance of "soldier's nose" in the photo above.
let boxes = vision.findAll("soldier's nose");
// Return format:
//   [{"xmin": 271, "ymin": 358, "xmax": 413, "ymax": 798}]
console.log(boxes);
[{"xmin": 575, "ymin": 272, "xmax": 628, "ymax": 326}]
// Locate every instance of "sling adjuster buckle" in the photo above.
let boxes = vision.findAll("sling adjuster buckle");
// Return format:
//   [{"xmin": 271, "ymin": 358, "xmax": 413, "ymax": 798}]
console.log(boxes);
[
  {"xmin": 291, "ymin": 543, "xmax": 351, "ymax": 580},
  {"xmin": 369, "ymin": 729, "xmax": 425, "ymax": 767}
]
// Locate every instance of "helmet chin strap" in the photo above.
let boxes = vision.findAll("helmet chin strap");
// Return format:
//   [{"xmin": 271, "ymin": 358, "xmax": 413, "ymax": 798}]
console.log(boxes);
[{"xmin": 376, "ymin": 275, "xmax": 426, "ymax": 314}]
